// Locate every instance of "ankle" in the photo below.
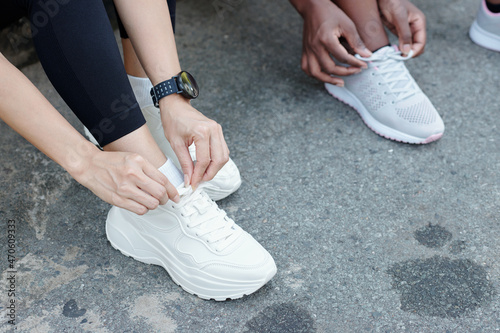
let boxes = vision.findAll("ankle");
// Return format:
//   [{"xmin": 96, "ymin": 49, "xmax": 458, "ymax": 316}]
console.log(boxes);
[
  {"xmin": 366, "ymin": 38, "xmax": 391, "ymax": 53},
  {"xmin": 372, "ymin": 43, "xmax": 391, "ymax": 53},
  {"xmin": 486, "ymin": 0, "xmax": 500, "ymax": 13}
]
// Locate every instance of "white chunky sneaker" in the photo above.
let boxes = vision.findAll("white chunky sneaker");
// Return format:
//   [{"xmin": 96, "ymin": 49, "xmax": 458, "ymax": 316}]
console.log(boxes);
[
  {"xmin": 469, "ymin": 0, "xmax": 500, "ymax": 51},
  {"xmin": 83, "ymin": 107, "xmax": 242, "ymax": 201},
  {"xmin": 106, "ymin": 185, "xmax": 277, "ymax": 301},
  {"xmin": 141, "ymin": 105, "xmax": 242, "ymax": 201},
  {"xmin": 325, "ymin": 46, "xmax": 444, "ymax": 144}
]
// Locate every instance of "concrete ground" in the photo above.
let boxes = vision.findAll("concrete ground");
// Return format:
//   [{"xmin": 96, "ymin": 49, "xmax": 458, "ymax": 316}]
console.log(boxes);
[{"xmin": 0, "ymin": 0, "xmax": 499, "ymax": 332}]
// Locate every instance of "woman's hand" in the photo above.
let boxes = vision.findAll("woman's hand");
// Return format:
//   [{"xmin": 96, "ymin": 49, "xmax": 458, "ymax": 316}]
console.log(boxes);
[
  {"xmin": 159, "ymin": 95, "xmax": 229, "ymax": 189},
  {"xmin": 72, "ymin": 147, "xmax": 179, "ymax": 215},
  {"xmin": 378, "ymin": 0, "xmax": 427, "ymax": 57},
  {"xmin": 291, "ymin": 0, "xmax": 372, "ymax": 85}
]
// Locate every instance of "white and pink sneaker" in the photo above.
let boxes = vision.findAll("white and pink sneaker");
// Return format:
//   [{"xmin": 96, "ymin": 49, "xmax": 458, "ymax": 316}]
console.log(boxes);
[
  {"xmin": 325, "ymin": 46, "xmax": 444, "ymax": 144},
  {"xmin": 469, "ymin": 0, "xmax": 500, "ymax": 51}
]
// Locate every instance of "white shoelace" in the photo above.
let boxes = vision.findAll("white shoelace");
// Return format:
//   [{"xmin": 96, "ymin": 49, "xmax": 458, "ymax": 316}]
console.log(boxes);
[
  {"xmin": 176, "ymin": 186, "xmax": 239, "ymax": 251},
  {"xmin": 355, "ymin": 49, "xmax": 418, "ymax": 102}
]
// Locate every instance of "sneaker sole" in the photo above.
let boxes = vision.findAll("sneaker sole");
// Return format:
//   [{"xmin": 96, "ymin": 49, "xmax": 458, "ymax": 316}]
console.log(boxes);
[
  {"xmin": 325, "ymin": 83, "xmax": 443, "ymax": 144},
  {"xmin": 469, "ymin": 20, "xmax": 500, "ymax": 52},
  {"xmin": 106, "ymin": 208, "xmax": 276, "ymax": 301}
]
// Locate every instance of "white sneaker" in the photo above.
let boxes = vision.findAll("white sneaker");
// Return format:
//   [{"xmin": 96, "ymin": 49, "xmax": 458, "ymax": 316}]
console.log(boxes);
[
  {"xmin": 469, "ymin": 0, "xmax": 500, "ymax": 51},
  {"xmin": 141, "ymin": 105, "xmax": 242, "ymax": 201},
  {"xmin": 83, "ymin": 107, "xmax": 242, "ymax": 201},
  {"xmin": 106, "ymin": 185, "xmax": 277, "ymax": 301},
  {"xmin": 325, "ymin": 46, "xmax": 444, "ymax": 144}
]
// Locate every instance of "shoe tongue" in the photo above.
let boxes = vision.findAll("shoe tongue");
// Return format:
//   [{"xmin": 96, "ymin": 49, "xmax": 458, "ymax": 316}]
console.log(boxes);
[
  {"xmin": 372, "ymin": 46, "xmax": 415, "ymax": 97},
  {"xmin": 174, "ymin": 185, "xmax": 238, "ymax": 247},
  {"xmin": 177, "ymin": 186, "xmax": 217, "ymax": 216},
  {"xmin": 176, "ymin": 185, "xmax": 192, "ymax": 201}
]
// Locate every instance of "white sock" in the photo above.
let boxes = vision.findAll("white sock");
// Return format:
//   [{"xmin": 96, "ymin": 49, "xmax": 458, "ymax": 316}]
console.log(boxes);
[
  {"xmin": 128, "ymin": 75, "xmax": 154, "ymax": 109},
  {"xmin": 158, "ymin": 159, "xmax": 184, "ymax": 188}
]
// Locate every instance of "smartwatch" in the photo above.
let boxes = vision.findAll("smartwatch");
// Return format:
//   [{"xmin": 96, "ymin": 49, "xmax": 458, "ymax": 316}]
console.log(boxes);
[{"xmin": 150, "ymin": 71, "xmax": 199, "ymax": 107}]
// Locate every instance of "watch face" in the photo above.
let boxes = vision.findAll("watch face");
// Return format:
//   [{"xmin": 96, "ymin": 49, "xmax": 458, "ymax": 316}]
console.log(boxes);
[{"xmin": 178, "ymin": 71, "xmax": 199, "ymax": 99}]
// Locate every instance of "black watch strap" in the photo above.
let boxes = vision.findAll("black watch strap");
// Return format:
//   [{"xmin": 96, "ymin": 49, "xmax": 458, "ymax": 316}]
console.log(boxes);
[{"xmin": 151, "ymin": 77, "xmax": 179, "ymax": 108}]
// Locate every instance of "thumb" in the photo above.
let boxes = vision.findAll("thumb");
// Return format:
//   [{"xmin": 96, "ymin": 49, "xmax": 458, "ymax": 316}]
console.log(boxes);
[
  {"xmin": 343, "ymin": 26, "xmax": 371, "ymax": 58},
  {"xmin": 393, "ymin": 10, "xmax": 413, "ymax": 55},
  {"xmin": 173, "ymin": 145, "xmax": 194, "ymax": 186}
]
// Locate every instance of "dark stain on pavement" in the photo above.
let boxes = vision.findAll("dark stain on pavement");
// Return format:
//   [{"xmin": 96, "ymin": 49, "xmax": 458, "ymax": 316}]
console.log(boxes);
[
  {"xmin": 245, "ymin": 303, "xmax": 316, "ymax": 333},
  {"xmin": 449, "ymin": 240, "xmax": 467, "ymax": 255},
  {"xmin": 62, "ymin": 299, "xmax": 87, "ymax": 318},
  {"xmin": 414, "ymin": 224, "xmax": 452, "ymax": 248},
  {"xmin": 388, "ymin": 256, "xmax": 495, "ymax": 318}
]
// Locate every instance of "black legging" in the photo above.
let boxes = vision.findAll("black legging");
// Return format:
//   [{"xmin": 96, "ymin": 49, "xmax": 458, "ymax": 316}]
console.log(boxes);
[{"xmin": 2, "ymin": 0, "xmax": 176, "ymax": 146}]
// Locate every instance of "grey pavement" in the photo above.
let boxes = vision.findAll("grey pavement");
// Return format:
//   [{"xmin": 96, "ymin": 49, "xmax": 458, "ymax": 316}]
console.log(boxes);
[{"xmin": 0, "ymin": 0, "xmax": 499, "ymax": 332}]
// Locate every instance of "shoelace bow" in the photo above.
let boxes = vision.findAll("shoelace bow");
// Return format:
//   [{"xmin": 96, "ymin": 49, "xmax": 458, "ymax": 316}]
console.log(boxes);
[
  {"xmin": 176, "ymin": 186, "xmax": 238, "ymax": 251},
  {"xmin": 355, "ymin": 49, "xmax": 418, "ymax": 102}
]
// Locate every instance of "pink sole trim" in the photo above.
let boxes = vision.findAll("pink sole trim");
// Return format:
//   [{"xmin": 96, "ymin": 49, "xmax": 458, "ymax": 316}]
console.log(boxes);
[
  {"xmin": 326, "ymin": 90, "xmax": 442, "ymax": 145},
  {"xmin": 422, "ymin": 133, "xmax": 443, "ymax": 144}
]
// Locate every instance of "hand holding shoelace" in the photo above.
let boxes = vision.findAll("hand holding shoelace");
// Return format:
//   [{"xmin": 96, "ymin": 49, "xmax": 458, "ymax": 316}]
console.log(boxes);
[
  {"xmin": 75, "ymin": 150, "xmax": 178, "ymax": 215},
  {"xmin": 378, "ymin": 0, "xmax": 427, "ymax": 57},
  {"xmin": 159, "ymin": 94, "xmax": 230, "ymax": 190},
  {"xmin": 290, "ymin": 0, "xmax": 372, "ymax": 85}
]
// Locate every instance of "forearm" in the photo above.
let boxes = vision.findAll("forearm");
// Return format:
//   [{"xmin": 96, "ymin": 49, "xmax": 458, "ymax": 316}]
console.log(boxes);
[
  {"xmin": 0, "ymin": 54, "xmax": 98, "ymax": 178},
  {"xmin": 113, "ymin": 0, "xmax": 181, "ymax": 85},
  {"xmin": 112, "ymin": 0, "xmax": 230, "ymax": 186},
  {"xmin": 0, "ymin": 54, "xmax": 178, "ymax": 212}
]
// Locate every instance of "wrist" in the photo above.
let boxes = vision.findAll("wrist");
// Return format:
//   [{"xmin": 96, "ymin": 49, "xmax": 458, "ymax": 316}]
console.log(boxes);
[
  {"xmin": 150, "ymin": 68, "xmax": 181, "ymax": 87},
  {"xmin": 158, "ymin": 94, "xmax": 193, "ymax": 121},
  {"xmin": 151, "ymin": 71, "xmax": 199, "ymax": 107},
  {"xmin": 158, "ymin": 93, "xmax": 190, "ymax": 111},
  {"xmin": 63, "ymin": 140, "xmax": 101, "ymax": 181}
]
